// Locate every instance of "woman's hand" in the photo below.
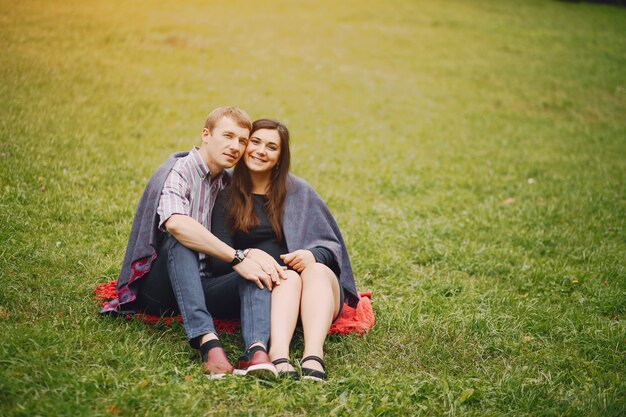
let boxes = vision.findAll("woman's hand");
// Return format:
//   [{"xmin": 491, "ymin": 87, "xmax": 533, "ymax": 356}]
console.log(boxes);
[{"xmin": 280, "ymin": 250, "xmax": 315, "ymax": 273}]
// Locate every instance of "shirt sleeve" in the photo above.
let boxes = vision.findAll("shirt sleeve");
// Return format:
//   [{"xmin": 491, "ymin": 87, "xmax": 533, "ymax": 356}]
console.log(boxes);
[
  {"xmin": 309, "ymin": 246, "xmax": 340, "ymax": 276},
  {"xmin": 157, "ymin": 168, "xmax": 190, "ymax": 230}
]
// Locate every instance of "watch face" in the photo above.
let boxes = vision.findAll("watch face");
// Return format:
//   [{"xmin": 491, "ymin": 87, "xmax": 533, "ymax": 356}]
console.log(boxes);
[{"xmin": 232, "ymin": 249, "xmax": 245, "ymax": 265}]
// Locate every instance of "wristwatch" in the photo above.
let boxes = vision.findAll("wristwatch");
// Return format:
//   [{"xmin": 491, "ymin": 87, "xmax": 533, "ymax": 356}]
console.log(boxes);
[{"xmin": 230, "ymin": 249, "xmax": 246, "ymax": 266}]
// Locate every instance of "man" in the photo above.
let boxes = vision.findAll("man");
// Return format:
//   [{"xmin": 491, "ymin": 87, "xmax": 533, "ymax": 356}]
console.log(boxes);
[{"xmin": 102, "ymin": 107, "xmax": 286, "ymax": 379}]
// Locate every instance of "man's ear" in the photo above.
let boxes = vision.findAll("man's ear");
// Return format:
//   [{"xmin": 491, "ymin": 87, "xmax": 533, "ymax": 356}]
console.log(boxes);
[{"xmin": 201, "ymin": 128, "xmax": 211, "ymax": 143}]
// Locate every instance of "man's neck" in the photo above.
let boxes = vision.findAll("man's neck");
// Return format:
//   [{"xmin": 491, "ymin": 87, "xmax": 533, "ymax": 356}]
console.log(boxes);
[{"xmin": 197, "ymin": 146, "xmax": 223, "ymax": 179}]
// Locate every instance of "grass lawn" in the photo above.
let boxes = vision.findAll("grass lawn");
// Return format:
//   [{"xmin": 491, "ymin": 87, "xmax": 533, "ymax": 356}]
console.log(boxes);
[{"xmin": 1, "ymin": 0, "xmax": 625, "ymax": 415}]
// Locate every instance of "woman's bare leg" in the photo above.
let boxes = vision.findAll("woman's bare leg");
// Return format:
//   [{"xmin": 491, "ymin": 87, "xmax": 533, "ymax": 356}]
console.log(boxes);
[
  {"xmin": 268, "ymin": 270, "xmax": 302, "ymax": 372},
  {"xmin": 300, "ymin": 263, "xmax": 341, "ymax": 372}
]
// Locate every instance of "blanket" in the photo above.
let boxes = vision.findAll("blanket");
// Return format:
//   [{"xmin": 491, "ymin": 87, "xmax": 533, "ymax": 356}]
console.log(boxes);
[{"xmin": 94, "ymin": 280, "xmax": 374, "ymax": 335}]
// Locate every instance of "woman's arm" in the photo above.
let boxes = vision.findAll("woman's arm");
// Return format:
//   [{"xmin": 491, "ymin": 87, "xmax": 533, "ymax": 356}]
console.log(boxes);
[
  {"xmin": 280, "ymin": 246, "xmax": 338, "ymax": 274},
  {"xmin": 308, "ymin": 246, "xmax": 338, "ymax": 272}
]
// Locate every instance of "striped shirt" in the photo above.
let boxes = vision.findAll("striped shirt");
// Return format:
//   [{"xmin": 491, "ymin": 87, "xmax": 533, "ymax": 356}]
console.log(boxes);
[{"xmin": 157, "ymin": 147, "xmax": 227, "ymax": 273}]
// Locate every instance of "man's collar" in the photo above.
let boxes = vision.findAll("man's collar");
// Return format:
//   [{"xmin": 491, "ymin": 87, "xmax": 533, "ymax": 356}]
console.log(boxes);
[{"xmin": 190, "ymin": 146, "xmax": 224, "ymax": 183}]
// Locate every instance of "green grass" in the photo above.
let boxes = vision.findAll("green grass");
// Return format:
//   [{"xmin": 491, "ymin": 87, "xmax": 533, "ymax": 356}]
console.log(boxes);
[{"xmin": 1, "ymin": 0, "xmax": 625, "ymax": 415}]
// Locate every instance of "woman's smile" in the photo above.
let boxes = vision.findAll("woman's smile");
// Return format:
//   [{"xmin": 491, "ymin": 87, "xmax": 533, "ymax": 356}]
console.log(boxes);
[
  {"xmin": 244, "ymin": 128, "xmax": 281, "ymax": 173},
  {"xmin": 250, "ymin": 154, "xmax": 267, "ymax": 163}
]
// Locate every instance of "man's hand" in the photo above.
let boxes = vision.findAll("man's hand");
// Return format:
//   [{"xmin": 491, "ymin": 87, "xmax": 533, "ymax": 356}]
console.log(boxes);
[
  {"xmin": 280, "ymin": 250, "xmax": 315, "ymax": 273},
  {"xmin": 246, "ymin": 248, "xmax": 288, "ymax": 286},
  {"xmin": 232, "ymin": 258, "xmax": 275, "ymax": 291}
]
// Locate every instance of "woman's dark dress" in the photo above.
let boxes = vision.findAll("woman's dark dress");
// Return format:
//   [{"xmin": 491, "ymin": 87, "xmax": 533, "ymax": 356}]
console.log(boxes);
[{"xmin": 209, "ymin": 192, "xmax": 338, "ymax": 277}]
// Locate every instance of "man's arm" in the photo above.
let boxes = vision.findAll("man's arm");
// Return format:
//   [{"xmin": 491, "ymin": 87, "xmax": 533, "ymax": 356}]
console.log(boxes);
[
  {"xmin": 165, "ymin": 214, "xmax": 284, "ymax": 289},
  {"xmin": 165, "ymin": 214, "xmax": 236, "ymax": 262},
  {"xmin": 157, "ymin": 167, "xmax": 285, "ymax": 288}
]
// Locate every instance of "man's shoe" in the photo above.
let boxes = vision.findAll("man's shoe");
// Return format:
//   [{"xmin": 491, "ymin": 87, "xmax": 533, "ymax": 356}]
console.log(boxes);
[
  {"xmin": 202, "ymin": 346, "xmax": 234, "ymax": 379},
  {"xmin": 234, "ymin": 348, "xmax": 278, "ymax": 378}
]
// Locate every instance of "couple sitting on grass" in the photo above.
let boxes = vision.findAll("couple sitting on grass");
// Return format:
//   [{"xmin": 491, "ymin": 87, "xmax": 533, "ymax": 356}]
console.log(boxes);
[{"xmin": 102, "ymin": 107, "xmax": 359, "ymax": 381}]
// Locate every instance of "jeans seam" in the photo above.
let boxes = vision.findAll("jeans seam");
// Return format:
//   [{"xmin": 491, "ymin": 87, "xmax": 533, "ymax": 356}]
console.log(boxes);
[
  {"xmin": 168, "ymin": 247, "xmax": 192, "ymax": 337},
  {"xmin": 245, "ymin": 281, "xmax": 254, "ymax": 349}
]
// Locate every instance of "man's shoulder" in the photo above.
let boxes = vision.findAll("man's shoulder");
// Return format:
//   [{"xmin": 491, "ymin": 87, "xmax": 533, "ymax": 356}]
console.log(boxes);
[
  {"xmin": 154, "ymin": 150, "xmax": 190, "ymax": 172},
  {"xmin": 142, "ymin": 150, "xmax": 190, "ymax": 190},
  {"xmin": 170, "ymin": 150, "xmax": 194, "ymax": 169},
  {"xmin": 159, "ymin": 150, "xmax": 194, "ymax": 178}
]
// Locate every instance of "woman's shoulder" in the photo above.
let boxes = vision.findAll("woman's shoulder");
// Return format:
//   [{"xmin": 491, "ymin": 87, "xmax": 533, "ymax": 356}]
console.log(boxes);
[
  {"xmin": 287, "ymin": 173, "xmax": 315, "ymax": 194},
  {"xmin": 286, "ymin": 174, "xmax": 331, "ymax": 211}
]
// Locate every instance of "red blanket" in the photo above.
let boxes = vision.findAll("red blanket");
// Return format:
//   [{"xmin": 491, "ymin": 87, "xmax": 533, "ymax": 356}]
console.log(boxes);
[{"xmin": 94, "ymin": 280, "xmax": 375, "ymax": 335}]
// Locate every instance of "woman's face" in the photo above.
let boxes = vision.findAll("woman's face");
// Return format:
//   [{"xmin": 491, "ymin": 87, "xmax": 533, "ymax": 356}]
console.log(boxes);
[{"xmin": 244, "ymin": 128, "xmax": 281, "ymax": 174}]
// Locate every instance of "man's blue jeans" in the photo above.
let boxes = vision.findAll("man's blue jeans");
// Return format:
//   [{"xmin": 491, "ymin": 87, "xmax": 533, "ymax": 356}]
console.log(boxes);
[{"xmin": 135, "ymin": 234, "xmax": 270, "ymax": 350}]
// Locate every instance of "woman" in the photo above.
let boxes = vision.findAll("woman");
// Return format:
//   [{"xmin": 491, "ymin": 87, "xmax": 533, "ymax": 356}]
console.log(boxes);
[{"xmin": 210, "ymin": 119, "xmax": 359, "ymax": 380}]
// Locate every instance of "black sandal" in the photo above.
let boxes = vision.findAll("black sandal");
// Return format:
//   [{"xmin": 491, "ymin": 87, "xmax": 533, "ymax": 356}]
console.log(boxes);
[
  {"xmin": 300, "ymin": 355, "xmax": 327, "ymax": 382},
  {"xmin": 272, "ymin": 358, "xmax": 299, "ymax": 380}
]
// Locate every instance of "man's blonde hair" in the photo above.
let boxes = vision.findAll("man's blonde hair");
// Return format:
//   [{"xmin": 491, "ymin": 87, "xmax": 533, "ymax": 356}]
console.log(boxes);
[{"xmin": 204, "ymin": 107, "xmax": 252, "ymax": 132}]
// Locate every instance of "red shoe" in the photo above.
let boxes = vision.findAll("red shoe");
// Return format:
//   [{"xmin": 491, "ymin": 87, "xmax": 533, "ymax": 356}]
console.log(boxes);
[
  {"xmin": 202, "ymin": 347, "xmax": 234, "ymax": 379},
  {"xmin": 234, "ymin": 349, "xmax": 278, "ymax": 378}
]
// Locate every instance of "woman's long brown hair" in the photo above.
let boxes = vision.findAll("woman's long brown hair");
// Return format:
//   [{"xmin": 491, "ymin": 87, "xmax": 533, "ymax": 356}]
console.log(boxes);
[{"xmin": 227, "ymin": 119, "xmax": 291, "ymax": 241}]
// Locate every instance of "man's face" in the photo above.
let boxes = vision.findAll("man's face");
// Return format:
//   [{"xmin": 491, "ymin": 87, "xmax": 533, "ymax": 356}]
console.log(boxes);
[{"xmin": 201, "ymin": 116, "xmax": 250, "ymax": 172}]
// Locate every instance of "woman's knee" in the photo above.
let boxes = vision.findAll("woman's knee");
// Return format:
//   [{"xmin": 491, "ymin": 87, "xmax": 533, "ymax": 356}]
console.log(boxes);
[
  {"xmin": 301, "ymin": 263, "xmax": 334, "ymax": 283},
  {"xmin": 274, "ymin": 270, "xmax": 302, "ymax": 294},
  {"xmin": 284, "ymin": 269, "xmax": 302, "ymax": 282}
]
